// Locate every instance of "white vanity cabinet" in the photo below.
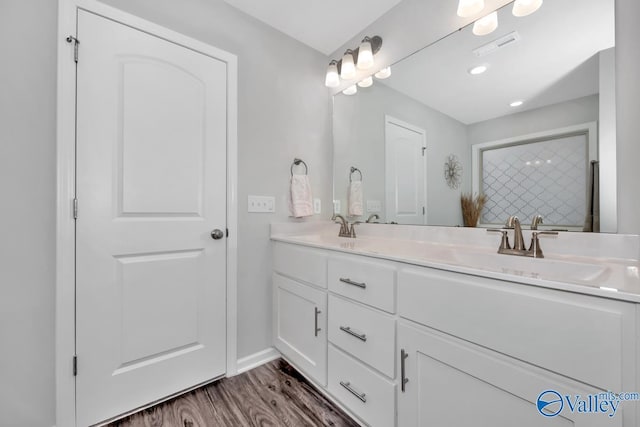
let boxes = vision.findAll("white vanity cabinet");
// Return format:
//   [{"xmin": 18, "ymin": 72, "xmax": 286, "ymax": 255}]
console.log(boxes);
[
  {"xmin": 272, "ymin": 243, "xmax": 328, "ymax": 385},
  {"xmin": 397, "ymin": 267, "xmax": 637, "ymax": 427},
  {"xmin": 397, "ymin": 321, "xmax": 615, "ymax": 427},
  {"xmin": 272, "ymin": 240, "xmax": 639, "ymax": 427}
]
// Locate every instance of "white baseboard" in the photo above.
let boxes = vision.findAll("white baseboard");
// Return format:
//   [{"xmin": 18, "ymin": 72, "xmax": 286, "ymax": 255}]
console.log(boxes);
[{"xmin": 235, "ymin": 347, "xmax": 281, "ymax": 375}]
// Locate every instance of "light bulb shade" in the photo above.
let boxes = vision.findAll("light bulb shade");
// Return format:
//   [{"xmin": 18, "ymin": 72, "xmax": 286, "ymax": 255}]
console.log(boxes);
[
  {"xmin": 512, "ymin": 0, "xmax": 543, "ymax": 17},
  {"xmin": 457, "ymin": 0, "xmax": 485, "ymax": 17},
  {"xmin": 473, "ymin": 11, "xmax": 498, "ymax": 36},
  {"xmin": 357, "ymin": 76, "xmax": 373, "ymax": 88},
  {"xmin": 343, "ymin": 85, "xmax": 357, "ymax": 95},
  {"xmin": 374, "ymin": 66, "xmax": 391, "ymax": 79},
  {"xmin": 325, "ymin": 61, "xmax": 340, "ymax": 88},
  {"xmin": 357, "ymin": 38, "xmax": 374, "ymax": 70},
  {"xmin": 341, "ymin": 50, "xmax": 356, "ymax": 80}
]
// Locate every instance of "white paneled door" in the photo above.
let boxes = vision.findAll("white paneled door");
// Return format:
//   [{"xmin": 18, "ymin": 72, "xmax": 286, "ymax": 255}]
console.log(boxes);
[
  {"xmin": 75, "ymin": 10, "xmax": 228, "ymax": 426},
  {"xmin": 384, "ymin": 116, "xmax": 427, "ymax": 224}
]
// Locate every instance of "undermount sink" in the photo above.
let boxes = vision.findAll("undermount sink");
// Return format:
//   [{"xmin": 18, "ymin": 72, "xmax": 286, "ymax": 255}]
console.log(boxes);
[{"xmin": 452, "ymin": 251, "xmax": 610, "ymax": 284}]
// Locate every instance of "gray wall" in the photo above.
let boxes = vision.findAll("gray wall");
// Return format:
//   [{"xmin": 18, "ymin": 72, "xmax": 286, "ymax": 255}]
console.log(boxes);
[
  {"xmin": 0, "ymin": 0, "xmax": 331, "ymax": 426},
  {"xmin": 466, "ymin": 95, "xmax": 599, "ymax": 145},
  {"xmin": 333, "ymin": 82, "xmax": 469, "ymax": 226},
  {"xmin": 615, "ymin": 0, "xmax": 640, "ymax": 234},
  {"xmin": 0, "ymin": 1, "xmax": 57, "ymax": 426}
]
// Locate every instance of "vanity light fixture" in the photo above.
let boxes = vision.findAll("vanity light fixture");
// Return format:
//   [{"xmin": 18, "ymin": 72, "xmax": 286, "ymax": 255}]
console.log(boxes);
[
  {"xmin": 324, "ymin": 36, "xmax": 383, "ymax": 88},
  {"xmin": 512, "ymin": 0, "xmax": 543, "ymax": 17},
  {"xmin": 357, "ymin": 37, "xmax": 374, "ymax": 70},
  {"xmin": 473, "ymin": 11, "xmax": 498, "ymax": 36},
  {"xmin": 357, "ymin": 76, "xmax": 373, "ymax": 88},
  {"xmin": 457, "ymin": 0, "xmax": 485, "ymax": 17},
  {"xmin": 341, "ymin": 49, "xmax": 357, "ymax": 80},
  {"xmin": 374, "ymin": 66, "xmax": 392, "ymax": 79},
  {"xmin": 325, "ymin": 60, "xmax": 340, "ymax": 88},
  {"xmin": 468, "ymin": 64, "xmax": 488, "ymax": 75},
  {"xmin": 510, "ymin": 100, "xmax": 524, "ymax": 107},
  {"xmin": 343, "ymin": 85, "xmax": 358, "ymax": 95}
]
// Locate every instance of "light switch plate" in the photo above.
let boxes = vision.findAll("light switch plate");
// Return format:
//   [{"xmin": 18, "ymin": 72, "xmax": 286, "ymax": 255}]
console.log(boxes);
[
  {"xmin": 248, "ymin": 195, "xmax": 275, "ymax": 213},
  {"xmin": 333, "ymin": 200, "xmax": 341, "ymax": 214},
  {"xmin": 313, "ymin": 198, "xmax": 321, "ymax": 214}
]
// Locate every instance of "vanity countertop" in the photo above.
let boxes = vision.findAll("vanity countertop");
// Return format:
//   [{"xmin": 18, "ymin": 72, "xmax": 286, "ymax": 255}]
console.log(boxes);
[{"xmin": 271, "ymin": 222, "xmax": 640, "ymax": 303}]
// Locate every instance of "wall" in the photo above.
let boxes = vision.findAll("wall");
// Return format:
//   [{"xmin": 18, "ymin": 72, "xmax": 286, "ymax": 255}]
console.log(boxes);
[
  {"xmin": 0, "ymin": 1, "xmax": 57, "ymax": 426},
  {"xmin": 1, "ymin": 0, "xmax": 331, "ymax": 426},
  {"xmin": 615, "ymin": 0, "xmax": 640, "ymax": 234},
  {"xmin": 466, "ymin": 95, "xmax": 599, "ymax": 145},
  {"xmin": 333, "ymin": 82, "xmax": 469, "ymax": 226}
]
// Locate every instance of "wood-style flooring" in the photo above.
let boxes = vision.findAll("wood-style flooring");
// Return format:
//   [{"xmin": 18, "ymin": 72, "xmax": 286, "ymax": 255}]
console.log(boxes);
[{"xmin": 108, "ymin": 358, "xmax": 360, "ymax": 427}]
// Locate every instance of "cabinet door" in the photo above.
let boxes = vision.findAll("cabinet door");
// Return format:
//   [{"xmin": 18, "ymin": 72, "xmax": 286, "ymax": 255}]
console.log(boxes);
[
  {"xmin": 397, "ymin": 321, "xmax": 619, "ymax": 427},
  {"xmin": 273, "ymin": 273, "xmax": 327, "ymax": 385}
]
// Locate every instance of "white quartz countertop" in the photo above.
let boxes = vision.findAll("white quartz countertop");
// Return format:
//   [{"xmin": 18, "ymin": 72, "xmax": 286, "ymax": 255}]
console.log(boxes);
[{"xmin": 271, "ymin": 222, "xmax": 640, "ymax": 303}]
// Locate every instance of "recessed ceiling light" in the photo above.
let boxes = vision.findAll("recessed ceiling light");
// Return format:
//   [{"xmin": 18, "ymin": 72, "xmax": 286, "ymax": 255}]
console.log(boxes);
[
  {"xmin": 469, "ymin": 65, "xmax": 488, "ymax": 75},
  {"xmin": 510, "ymin": 100, "xmax": 524, "ymax": 107}
]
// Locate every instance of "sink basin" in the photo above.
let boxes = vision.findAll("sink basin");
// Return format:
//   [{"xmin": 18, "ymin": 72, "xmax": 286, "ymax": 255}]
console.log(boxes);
[{"xmin": 453, "ymin": 251, "xmax": 610, "ymax": 284}]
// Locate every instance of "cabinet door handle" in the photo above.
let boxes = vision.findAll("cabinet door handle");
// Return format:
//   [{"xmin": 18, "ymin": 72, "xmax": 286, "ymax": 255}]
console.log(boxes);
[
  {"xmin": 314, "ymin": 307, "xmax": 321, "ymax": 337},
  {"xmin": 339, "ymin": 326, "xmax": 367, "ymax": 342},
  {"xmin": 339, "ymin": 277, "xmax": 367, "ymax": 289},
  {"xmin": 401, "ymin": 348, "xmax": 409, "ymax": 392},
  {"xmin": 340, "ymin": 381, "xmax": 367, "ymax": 403}
]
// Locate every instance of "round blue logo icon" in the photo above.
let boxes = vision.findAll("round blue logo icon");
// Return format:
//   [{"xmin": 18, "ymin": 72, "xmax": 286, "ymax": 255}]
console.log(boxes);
[{"xmin": 537, "ymin": 390, "xmax": 564, "ymax": 417}]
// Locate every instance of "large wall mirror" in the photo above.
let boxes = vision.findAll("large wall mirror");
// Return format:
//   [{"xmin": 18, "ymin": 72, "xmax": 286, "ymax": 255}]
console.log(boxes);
[{"xmin": 332, "ymin": 0, "xmax": 616, "ymax": 232}]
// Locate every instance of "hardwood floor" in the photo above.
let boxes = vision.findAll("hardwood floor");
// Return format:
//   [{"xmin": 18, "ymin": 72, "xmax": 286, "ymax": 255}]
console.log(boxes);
[{"xmin": 108, "ymin": 359, "xmax": 360, "ymax": 427}]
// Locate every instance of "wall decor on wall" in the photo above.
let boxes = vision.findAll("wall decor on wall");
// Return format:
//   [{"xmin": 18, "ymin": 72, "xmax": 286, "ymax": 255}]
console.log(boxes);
[{"xmin": 444, "ymin": 154, "xmax": 463, "ymax": 189}]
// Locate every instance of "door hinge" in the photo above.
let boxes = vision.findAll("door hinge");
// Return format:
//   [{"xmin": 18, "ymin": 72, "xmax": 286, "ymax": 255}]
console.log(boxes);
[
  {"xmin": 73, "ymin": 198, "xmax": 78, "ymax": 219},
  {"xmin": 66, "ymin": 35, "xmax": 79, "ymax": 63},
  {"xmin": 73, "ymin": 355, "xmax": 78, "ymax": 376},
  {"xmin": 226, "ymin": 228, "xmax": 229, "ymax": 238},
  {"xmin": 422, "ymin": 206, "xmax": 425, "ymax": 215},
  {"xmin": 422, "ymin": 147, "xmax": 426, "ymax": 156}
]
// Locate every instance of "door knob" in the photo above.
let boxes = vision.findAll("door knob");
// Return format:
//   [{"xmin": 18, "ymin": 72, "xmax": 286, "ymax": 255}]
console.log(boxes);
[{"xmin": 211, "ymin": 229, "xmax": 224, "ymax": 240}]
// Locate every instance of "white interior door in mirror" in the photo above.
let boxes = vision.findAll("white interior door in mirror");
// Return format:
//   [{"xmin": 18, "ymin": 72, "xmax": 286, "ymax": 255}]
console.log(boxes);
[
  {"xmin": 385, "ymin": 116, "xmax": 427, "ymax": 224},
  {"xmin": 75, "ymin": 10, "xmax": 228, "ymax": 426}
]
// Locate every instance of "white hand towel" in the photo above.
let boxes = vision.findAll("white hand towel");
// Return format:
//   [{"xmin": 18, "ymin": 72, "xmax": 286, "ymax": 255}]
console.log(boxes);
[
  {"xmin": 289, "ymin": 174, "xmax": 314, "ymax": 218},
  {"xmin": 348, "ymin": 181, "xmax": 363, "ymax": 216}
]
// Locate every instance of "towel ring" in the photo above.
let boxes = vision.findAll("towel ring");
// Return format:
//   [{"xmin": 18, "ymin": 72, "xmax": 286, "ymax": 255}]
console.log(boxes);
[
  {"xmin": 291, "ymin": 158, "xmax": 308, "ymax": 176},
  {"xmin": 349, "ymin": 167, "xmax": 362, "ymax": 182}
]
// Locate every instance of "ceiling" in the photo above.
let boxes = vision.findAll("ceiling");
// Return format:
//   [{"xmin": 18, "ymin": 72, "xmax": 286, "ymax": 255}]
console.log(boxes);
[
  {"xmin": 381, "ymin": 0, "xmax": 615, "ymax": 124},
  {"xmin": 223, "ymin": 0, "xmax": 403, "ymax": 55}
]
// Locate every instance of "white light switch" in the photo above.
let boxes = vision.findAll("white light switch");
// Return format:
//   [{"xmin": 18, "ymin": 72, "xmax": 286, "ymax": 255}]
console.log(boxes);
[
  {"xmin": 333, "ymin": 200, "xmax": 341, "ymax": 214},
  {"xmin": 313, "ymin": 198, "xmax": 321, "ymax": 214},
  {"xmin": 367, "ymin": 200, "xmax": 382, "ymax": 213},
  {"xmin": 248, "ymin": 195, "xmax": 275, "ymax": 213}
]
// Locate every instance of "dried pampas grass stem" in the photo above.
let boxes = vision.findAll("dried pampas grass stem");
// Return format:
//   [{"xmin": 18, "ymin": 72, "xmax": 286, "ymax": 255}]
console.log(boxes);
[{"xmin": 461, "ymin": 193, "xmax": 487, "ymax": 227}]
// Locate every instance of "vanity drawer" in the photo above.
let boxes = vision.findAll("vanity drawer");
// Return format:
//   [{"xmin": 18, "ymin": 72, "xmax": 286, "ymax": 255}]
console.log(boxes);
[
  {"xmin": 273, "ymin": 242, "xmax": 327, "ymax": 288},
  {"xmin": 328, "ymin": 345, "xmax": 395, "ymax": 427},
  {"xmin": 398, "ymin": 267, "xmax": 635, "ymax": 391},
  {"xmin": 328, "ymin": 254, "xmax": 396, "ymax": 313},
  {"xmin": 328, "ymin": 295, "xmax": 395, "ymax": 378}
]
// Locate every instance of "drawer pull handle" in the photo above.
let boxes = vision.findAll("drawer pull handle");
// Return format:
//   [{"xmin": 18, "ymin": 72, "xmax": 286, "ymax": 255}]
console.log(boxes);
[
  {"xmin": 314, "ymin": 307, "xmax": 322, "ymax": 337},
  {"xmin": 339, "ymin": 277, "xmax": 367, "ymax": 289},
  {"xmin": 401, "ymin": 348, "xmax": 409, "ymax": 392},
  {"xmin": 340, "ymin": 381, "xmax": 367, "ymax": 403},
  {"xmin": 340, "ymin": 326, "xmax": 367, "ymax": 342}
]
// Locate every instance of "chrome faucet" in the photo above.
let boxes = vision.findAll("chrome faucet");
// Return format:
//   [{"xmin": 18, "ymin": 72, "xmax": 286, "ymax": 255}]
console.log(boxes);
[
  {"xmin": 488, "ymin": 215, "xmax": 558, "ymax": 258},
  {"xmin": 506, "ymin": 215, "xmax": 526, "ymax": 251},
  {"xmin": 332, "ymin": 214, "xmax": 351, "ymax": 237},
  {"xmin": 531, "ymin": 214, "xmax": 543, "ymax": 230},
  {"xmin": 366, "ymin": 214, "xmax": 380, "ymax": 223}
]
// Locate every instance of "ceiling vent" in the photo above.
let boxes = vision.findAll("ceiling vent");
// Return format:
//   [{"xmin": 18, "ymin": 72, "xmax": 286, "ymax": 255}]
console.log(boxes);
[{"xmin": 473, "ymin": 31, "xmax": 521, "ymax": 57}]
